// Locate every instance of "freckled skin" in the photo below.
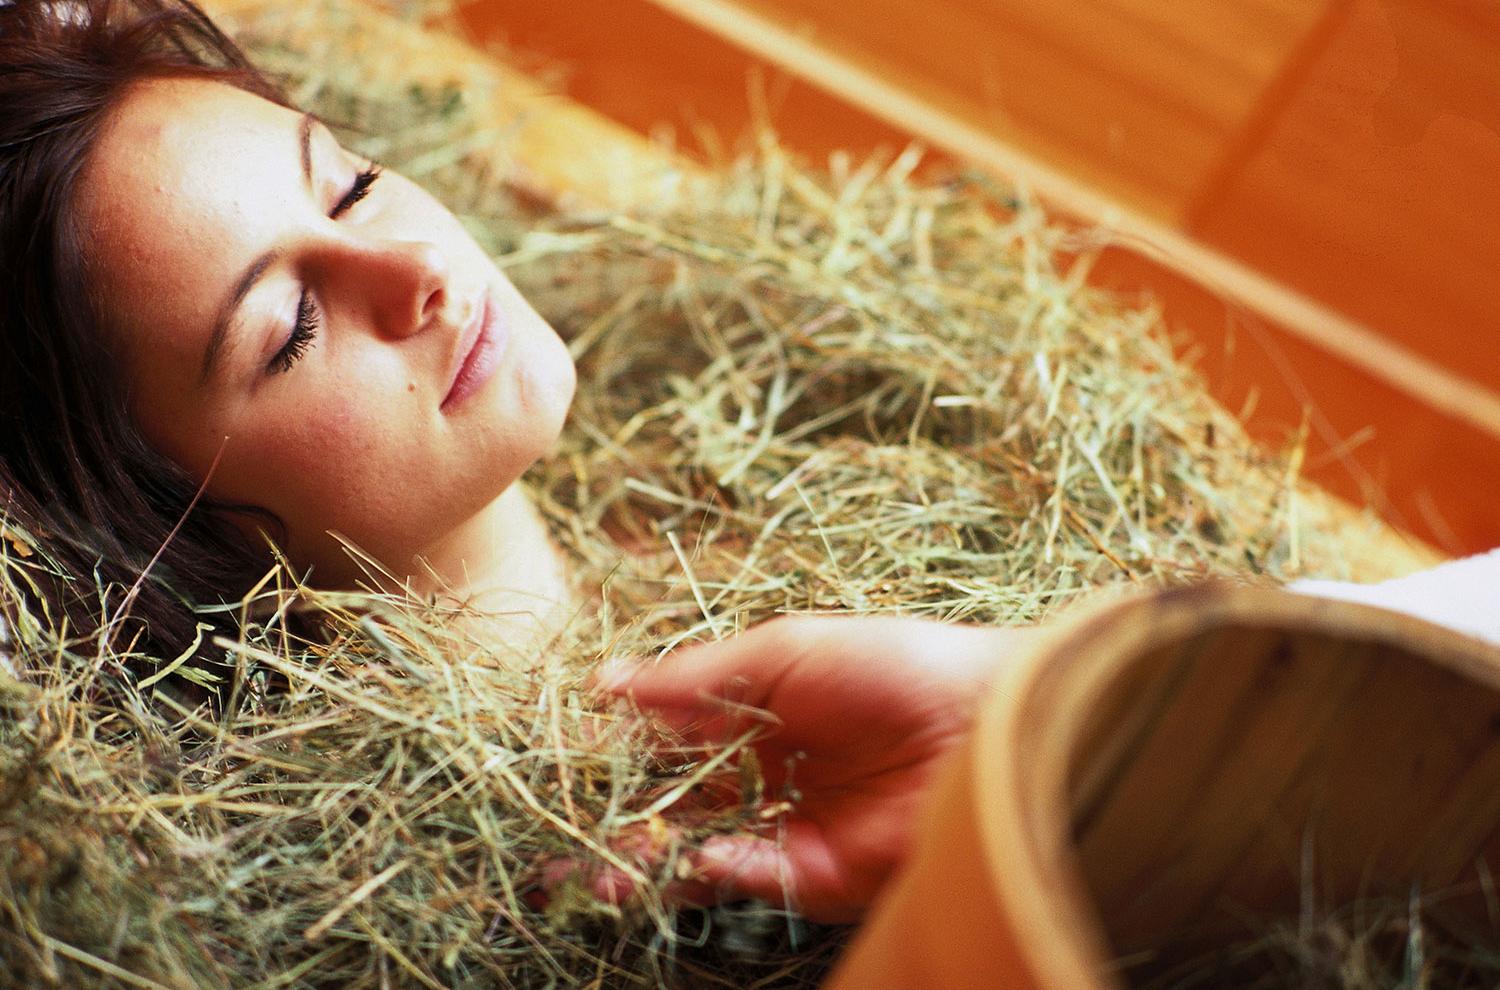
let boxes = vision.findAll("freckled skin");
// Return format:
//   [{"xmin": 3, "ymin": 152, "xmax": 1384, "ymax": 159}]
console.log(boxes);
[{"xmin": 74, "ymin": 78, "xmax": 577, "ymax": 586}]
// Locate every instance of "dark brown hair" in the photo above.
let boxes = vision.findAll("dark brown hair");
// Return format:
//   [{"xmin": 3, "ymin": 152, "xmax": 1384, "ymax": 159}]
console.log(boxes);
[{"xmin": 0, "ymin": 0, "xmax": 292, "ymax": 674}]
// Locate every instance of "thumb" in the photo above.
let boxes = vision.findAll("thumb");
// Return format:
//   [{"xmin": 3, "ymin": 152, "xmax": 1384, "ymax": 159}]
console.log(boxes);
[
  {"xmin": 594, "ymin": 626, "xmax": 806, "ymax": 744},
  {"xmin": 592, "ymin": 656, "xmax": 718, "ymax": 723},
  {"xmin": 595, "ymin": 622, "xmax": 803, "ymax": 712}
]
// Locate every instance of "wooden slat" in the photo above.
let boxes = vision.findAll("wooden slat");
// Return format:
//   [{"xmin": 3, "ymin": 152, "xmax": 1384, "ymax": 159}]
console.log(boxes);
[
  {"xmin": 1188, "ymin": 0, "xmax": 1500, "ymax": 393},
  {"xmin": 475, "ymin": 0, "xmax": 1493, "ymax": 550},
  {"xmin": 674, "ymin": 0, "xmax": 1329, "ymax": 222},
  {"xmin": 1088, "ymin": 245, "xmax": 1500, "ymax": 551},
  {"xmin": 455, "ymin": 0, "xmax": 918, "ymax": 164}
]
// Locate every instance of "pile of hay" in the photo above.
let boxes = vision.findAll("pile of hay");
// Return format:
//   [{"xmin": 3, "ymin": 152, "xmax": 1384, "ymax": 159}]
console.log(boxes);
[{"xmin": 0, "ymin": 2, "xmax": 1428, "ymax": 988}]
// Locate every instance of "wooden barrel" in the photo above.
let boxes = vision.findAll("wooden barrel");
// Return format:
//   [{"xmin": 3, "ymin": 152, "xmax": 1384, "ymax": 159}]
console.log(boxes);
[{"xmin": 827, "ymin": 584, "xmax": 1500, "ymax": 988}]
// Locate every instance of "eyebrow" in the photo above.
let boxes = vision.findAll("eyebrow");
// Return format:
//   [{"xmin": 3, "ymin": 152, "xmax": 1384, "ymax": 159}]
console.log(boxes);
[{"xmin": 198, "ymin": 111, "xmax": 319, "ymax": 385}]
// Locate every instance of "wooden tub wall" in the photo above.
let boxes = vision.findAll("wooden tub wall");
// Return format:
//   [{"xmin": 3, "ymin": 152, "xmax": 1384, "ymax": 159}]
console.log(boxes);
[
  {"xmin": 1059, "ymin": 588, "xmax": 1500, "ymax": 975},
  {"xmin": 827, "ymin": 586, "xmax": 1500, "ymax": 988}
]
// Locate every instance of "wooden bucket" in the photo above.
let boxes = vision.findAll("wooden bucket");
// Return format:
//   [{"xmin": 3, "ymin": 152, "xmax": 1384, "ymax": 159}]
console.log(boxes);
[{"xmin": 826, "ymin": 584, "xmax": 1500, "ymax": 988}]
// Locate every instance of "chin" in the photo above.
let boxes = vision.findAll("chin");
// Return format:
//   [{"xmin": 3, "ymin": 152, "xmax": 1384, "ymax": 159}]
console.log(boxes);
[{"xmin": 523, "ymin": 336, "xmax": 578, "ymax": 440}]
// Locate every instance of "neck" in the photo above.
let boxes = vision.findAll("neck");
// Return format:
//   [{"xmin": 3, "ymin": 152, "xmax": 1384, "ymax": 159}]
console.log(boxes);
[{"xmin": 401, "ymin": 486, "xmax": 576, "ymax": 647}]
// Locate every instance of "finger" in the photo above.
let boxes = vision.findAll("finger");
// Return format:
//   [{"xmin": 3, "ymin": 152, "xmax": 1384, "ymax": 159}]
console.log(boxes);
[
  {"xmin": 690, "ymin": 827, "xmax": 864, "ymax": 924},
  {"xmin": 534, "ymin": 855, "xmax": 725, "ymax": 915},
  {"xmin": 601, "ymin": 616, "xmax": 1019, "ymax": 710},
  {"xmin": 595, "ymin": 624, "xmax": 796, "ymax": 708},
  {"xmin": 619, "ymin": 702, "xmax": 719, "ymax": 741},
  {"xmin": 599, "ymin": 692, "xmax": 775, "ymax": 751},
  {"xmin": 688, "ymin": 834, "xmax": 793, "ymax": 905},
  {"xmin": 593, "ymin": 621, "xmax": 814, "ymax": 740}
]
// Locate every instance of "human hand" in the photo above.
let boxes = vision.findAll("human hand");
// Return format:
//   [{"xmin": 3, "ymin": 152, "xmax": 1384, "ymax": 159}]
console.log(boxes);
[{"xmin": 595, "ymin": 614, "xmax": 1031, "ymax": 922}]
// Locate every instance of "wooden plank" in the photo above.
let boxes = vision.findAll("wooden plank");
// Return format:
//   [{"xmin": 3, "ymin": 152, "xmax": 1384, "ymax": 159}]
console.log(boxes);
[
  {"xmin": 732, "ymin": 0, "xmax": 1210, "ymax": 219},
  {"xmin": 661, "ymin": 0, "xmax": 1330, "ymax": 222},
  {"xmin": 1090, "ymin": 0, "xmax": 1323, "ymax": 79},
  {"xmin": 1089, "ymin": 245, "xmax": 1500, "ymax": 551},
  {"xmin": 597, "ymin": 0, "xmax": 1500, "ymax": 547},
  {"xmin": 446, "ymin": 0, "xmax": 1497, "ymax": 549},
  {"xmin": 455, "ymin": 0, "xmax": 918, "ymax": 164},
  {"xmin": 1189, "ymin": 0, "xmax": 1500, "ymax": 394}
]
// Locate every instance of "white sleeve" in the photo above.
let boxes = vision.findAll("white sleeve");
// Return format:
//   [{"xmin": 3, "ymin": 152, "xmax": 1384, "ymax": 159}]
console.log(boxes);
[{"xmin": 1288, "ymin": 548, "xmax": 1500, "ymax": 648}]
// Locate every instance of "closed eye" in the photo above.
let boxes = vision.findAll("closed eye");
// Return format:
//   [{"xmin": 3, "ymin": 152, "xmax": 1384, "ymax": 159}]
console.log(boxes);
[
  {"xmin": 331, "ymin": 165, "xmax": 381, "ymax": 220},
  {"xmin": 269, "ymin": 289, "xmax": 319, "ymax": 375},
  {"xmin": 265, "ymin": 164, "xmax": 382, "ymax": 376}
]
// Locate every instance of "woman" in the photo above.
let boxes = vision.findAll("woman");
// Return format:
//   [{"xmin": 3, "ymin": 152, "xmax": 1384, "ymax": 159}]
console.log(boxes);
[
  {"xmin": 9, "ymin": 2, "xmax": 1488, "ymax": 977},
  {"xmin": 1, "ymin": 0, "xmax": 578, "ymax": 652},
  {"xmin": 0, "ymin": 0, "xmax": 1028, "ymax": 932}
]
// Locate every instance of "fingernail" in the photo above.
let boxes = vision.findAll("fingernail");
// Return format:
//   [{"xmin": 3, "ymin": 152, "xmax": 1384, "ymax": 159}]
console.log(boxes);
[
  {"xmin": 696, "ymin": 835, "xmax": 740, "ymax": 864},
  {"xmin": 593, "ymin": 656, "xmax": 636, "ymax": 692}
]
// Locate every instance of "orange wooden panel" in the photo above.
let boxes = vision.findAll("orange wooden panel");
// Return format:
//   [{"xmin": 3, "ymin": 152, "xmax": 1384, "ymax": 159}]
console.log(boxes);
[
  {"xmin": 1189, "ymin": 0, "xmax": 1500, "ymax": 394},
  {"xmin": 1089, "ymin": 246, "xmax": 1500, "ymax": 551},
  {"xmin": 455, "ymin": 0, "xmax": 1499, "ymax": 552},
  {"xmin": 676, "ymin": 0, "xmax": 1328, "ymax": 221},
  {"xmin": 456, "ymin": 0, "xmax": 915, "ymax": 163}
]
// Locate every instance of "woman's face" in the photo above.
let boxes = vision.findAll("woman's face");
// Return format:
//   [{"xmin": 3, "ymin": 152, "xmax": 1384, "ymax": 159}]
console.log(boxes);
[{"xmin": 75, "ymin": 77, "xmax": 576, "ymax": 581}]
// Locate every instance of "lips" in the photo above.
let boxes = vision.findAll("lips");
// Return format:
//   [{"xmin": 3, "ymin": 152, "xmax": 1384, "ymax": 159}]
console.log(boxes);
[{"xmin": 442, "ymin": 292, "xmax": 506, "ymax": 411}]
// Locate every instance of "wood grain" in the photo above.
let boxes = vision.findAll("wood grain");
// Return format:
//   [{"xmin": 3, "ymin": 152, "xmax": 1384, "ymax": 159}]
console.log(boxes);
[
  {"xmin": 454, "ymin": 0, "xmax": 1500, "ymax": 551},
  {"xmin": 831, "ymin": 585, "xmax": 1500, "ymax": 987},
  {"xmin": 722, "ymin": 0, "xmax": 1327, "ymax": 222},
  {"xmin": 1189, "ymin": 0, "xmax": 1500, "ymax": 393}
]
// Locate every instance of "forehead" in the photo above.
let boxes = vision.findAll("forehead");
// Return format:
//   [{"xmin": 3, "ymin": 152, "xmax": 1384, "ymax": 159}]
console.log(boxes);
[{"xmin": 75, "ymin": 77, "xmax": 304, "ymax": 372}]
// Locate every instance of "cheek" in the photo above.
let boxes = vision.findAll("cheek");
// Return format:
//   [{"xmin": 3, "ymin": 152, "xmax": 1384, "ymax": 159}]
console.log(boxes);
[{"xmin": 222, "ymin": 390, "xmax": 398, "ymax": 499}]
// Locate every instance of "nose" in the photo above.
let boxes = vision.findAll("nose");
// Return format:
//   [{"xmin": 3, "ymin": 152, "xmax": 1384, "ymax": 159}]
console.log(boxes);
[{"xmin": 327, "ymin": 236, "xmax": 452, "ymax": 340}]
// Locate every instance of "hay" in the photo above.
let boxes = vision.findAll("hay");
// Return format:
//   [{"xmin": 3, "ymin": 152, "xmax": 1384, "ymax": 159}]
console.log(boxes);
[
  {"xmin": 1, "ymin": 530, "xmax": 837, "ymax": 989},
  {"xmin": 1128, "ymin": 892, "xmax": 1500, "ymax": 990},
  {"xmin": 0, "ymin": 1, "xmax": 1439, "ymax": 987}
]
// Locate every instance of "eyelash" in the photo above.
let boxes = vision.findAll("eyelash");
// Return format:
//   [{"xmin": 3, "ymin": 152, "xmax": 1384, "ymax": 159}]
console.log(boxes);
[
  {"xmin": 268, "ymin": 164, "xmax": 383, "ymax": 375},
  {"xmin": 270, "ymin": 290, "xmax": 319, "ymax": 376},
  {"xmin": 332, "ymin": 164, "xmax": 382, "ymax": 219}
]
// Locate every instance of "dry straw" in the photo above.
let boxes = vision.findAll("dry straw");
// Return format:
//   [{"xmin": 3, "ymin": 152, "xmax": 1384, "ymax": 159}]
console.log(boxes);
[{"xmin": 0, "ymin": 1, "xmax": 1434, "ymax": 987}]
